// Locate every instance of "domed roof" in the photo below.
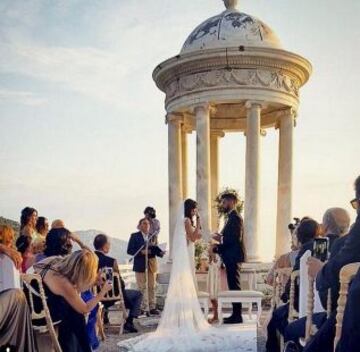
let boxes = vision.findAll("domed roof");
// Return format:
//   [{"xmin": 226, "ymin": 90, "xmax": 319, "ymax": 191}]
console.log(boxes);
[{"xmin": 181, "ymin": 1, "xmax": 282, "ymax": 54}]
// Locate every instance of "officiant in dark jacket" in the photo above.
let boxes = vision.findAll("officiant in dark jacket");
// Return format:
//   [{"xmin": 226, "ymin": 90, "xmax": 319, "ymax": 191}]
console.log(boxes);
[
  {"xmin": 127, "ymin": 218, "xmax": 164, "ymax": 316},
  {"xmin": 212, "ymin": 192, "xmax": 246, "ymax": 324}
]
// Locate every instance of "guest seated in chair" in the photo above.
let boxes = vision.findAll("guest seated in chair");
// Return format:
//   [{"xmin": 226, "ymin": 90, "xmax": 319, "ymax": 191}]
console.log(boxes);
[
  {"xmin": 0, "ymin": 227, "xmax": 22, "ymax": 270},
  {"xmin": 283, "ymin": 207, "xmax": 351, "ymax": 351},
  {"xmin": 266, "ymin": 218, "xmax": 320, "ymax": 352},
  {"xmin": 34, "ymin": 227, "xmax": 101, "ymax": 349},
  {"xmin": 266, "ymin": 218, "xmax": 300, "ymax": 286},
  {"xmin": 94, "ymin": 234, "xmax": 142, "ymax": 333},
  {"xmin": 300, "ymin": 176, "xmax": 360, "ymax": 352},
  {"xmin": 33, "ymin": 250, "xmax": 111, "ymax": 352},
  {"xmin": 0, "ymin": 288, "xmax": 37, "ymax": 352},
  {"xmin": 16, "ymin": 235, "xmax": 35, "ymax": 273}
]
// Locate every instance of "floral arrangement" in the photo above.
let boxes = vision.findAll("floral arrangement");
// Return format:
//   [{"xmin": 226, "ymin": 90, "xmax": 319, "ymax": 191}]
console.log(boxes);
[
  {"xmin": 214, "ymin": 187, "xmax": 244, "ymax": 219},
  {"xmin": 194, "ymin": 188, "xmax": 244, "ymax": 271},
  {"xmin": 194, "ymin": 240, "xmax": 209, "ymax": 271}
]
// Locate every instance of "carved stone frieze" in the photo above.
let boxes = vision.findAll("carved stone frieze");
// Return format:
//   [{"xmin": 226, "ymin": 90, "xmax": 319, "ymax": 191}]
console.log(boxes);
[{"xmin": 165, "ymin": 68, "xmax": 300, "ymax": 102}]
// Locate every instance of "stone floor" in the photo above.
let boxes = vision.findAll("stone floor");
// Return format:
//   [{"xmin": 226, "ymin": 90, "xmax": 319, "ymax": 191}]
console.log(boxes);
[{"xmin": 97, "ymin": 310, "xmax": 269, "ymax": 352}]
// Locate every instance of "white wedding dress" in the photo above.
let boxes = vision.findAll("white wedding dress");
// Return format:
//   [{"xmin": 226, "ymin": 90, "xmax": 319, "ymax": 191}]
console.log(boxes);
[{"xmin": 118, "ymin": 203, "xmax": 256, "ymax": 352}]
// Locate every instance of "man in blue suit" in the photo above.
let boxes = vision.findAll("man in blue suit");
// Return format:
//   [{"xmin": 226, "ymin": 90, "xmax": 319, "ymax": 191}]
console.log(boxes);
[{"xmin": 127, "ymin": 218, "xmax": 164, "ymax": 316}]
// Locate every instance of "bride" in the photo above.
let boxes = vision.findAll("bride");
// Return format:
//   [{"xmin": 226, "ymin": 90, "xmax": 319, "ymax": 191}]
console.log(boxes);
[{"xmin": 118, "ymin": 199, "xmax": 255, "ymax": 352}]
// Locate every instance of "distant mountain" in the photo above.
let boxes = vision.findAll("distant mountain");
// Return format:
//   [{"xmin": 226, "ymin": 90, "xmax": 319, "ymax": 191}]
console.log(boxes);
[
  {"xmin": 0, "ymin": 216, "xmax": 130, "ymax": 264},
  {"xmin": 0, "ymin": 216, "xmax": 20, "ymax": 235},
  {"xmin": 74, "ymin": 230, "xmax": 130, "ymax": 264}
]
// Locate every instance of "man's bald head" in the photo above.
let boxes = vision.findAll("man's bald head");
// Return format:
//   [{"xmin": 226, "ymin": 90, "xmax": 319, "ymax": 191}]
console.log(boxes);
[{"xmin": 51, "ymin": 219, "xmax": 65, "ymax": 229}]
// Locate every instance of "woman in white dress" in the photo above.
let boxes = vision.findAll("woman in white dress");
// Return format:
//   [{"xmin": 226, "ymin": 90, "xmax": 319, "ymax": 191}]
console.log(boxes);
[{"xmin": 118, "ymin": 201, "xmax": 256, "ymax": 352}]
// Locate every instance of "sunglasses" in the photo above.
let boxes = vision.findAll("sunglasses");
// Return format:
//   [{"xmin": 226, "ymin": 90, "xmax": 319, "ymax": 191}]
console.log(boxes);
[{"xmin": 350, "ymin": 198, "xmax": 359, "ymax": 210}]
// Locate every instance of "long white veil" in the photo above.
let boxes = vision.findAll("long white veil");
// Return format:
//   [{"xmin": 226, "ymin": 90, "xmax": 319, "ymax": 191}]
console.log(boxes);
[
  {"xmin": 118, "ymin": 202, "xmax": 256, "ymax": 352},
  {"xmin": 155, "ymin": 202, "xmax": 209, "ymax": 334}
]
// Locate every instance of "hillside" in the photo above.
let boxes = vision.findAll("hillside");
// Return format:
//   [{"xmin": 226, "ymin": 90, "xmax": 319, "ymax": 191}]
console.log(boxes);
[
  {"xmin": 75, "ymin": 230, "xmax": 130, "ymax": 264},
  {"xmin": 0, "ymin": 216, "xmax": 130, "ymax": 263},
  {"xmin": 0, "ymin": 216, "xmax": 20, "ymax": 234}
]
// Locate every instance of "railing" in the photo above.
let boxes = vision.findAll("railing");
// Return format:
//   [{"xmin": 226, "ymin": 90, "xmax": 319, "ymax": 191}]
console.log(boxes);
[{"xmin": 119, "ymin": 263, "xmax": 136, "ymax": 288}]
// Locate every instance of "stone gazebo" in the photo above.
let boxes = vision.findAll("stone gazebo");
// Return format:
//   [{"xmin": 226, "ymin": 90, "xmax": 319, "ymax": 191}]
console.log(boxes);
[{"xmin": 153, "ymin": 0, "xmax": 312, "ymax": 262}]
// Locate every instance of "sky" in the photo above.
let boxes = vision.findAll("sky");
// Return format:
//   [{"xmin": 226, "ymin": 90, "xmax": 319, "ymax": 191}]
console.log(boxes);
[{"xmin": 0, "ymin": 0, "xmax": 359, "ymax": 261}]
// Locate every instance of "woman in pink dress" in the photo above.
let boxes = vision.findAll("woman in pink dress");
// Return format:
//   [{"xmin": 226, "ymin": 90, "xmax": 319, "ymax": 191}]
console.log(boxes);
[{"xmin": 15, "ymin": 235, "xmax": 35, "ymax": 273}]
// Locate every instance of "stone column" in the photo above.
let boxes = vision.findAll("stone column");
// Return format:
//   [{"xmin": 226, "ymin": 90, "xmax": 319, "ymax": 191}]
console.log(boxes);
[
  {"xmin": 244, "ymin": 101, "xmax": 263, "ymax": 262},
  {"xmin": 181, "ymin": 127, "xmax": 189, "ymax": 199},
  {"xmin": 195, "ymin": 103, "xmax": 211, "ymax": 240},
  {"xmin": 275, "ymin": 109, "xmax": 295, "ymax": 257},
  {"xmin": 167, "ymin": 113, "xmax": 183, "ymax": 259},
  {"xmin": 210, "ymin": 130, "xmax": 224, "ymax": 232}
]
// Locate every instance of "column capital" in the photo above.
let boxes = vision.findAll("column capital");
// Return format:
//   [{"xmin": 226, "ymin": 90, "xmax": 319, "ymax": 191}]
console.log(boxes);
[
  {"xmin": 182, "ymin": 124, "xmax": 193, "ymax": 134},
  {"xmin": 274, "ymin": 108, "xmax": 297, "ymax": 129},
  {"xmin": 190, "ymin": 102, "xmax": 217, "ymax": 115},
  {"xmin": 210, "ymin": 130, "xmax": 225, "ymax": 138},
  {"xmin": 166, "ymin": 112, "xmax": 183, "ymax": 125},
  {"xmin": 245, "ymin": 100, "xmax": 267, "ymax": 110}
]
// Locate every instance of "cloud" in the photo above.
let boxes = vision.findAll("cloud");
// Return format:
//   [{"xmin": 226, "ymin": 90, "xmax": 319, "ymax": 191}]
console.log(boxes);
[
  {"xmin": 0, "ymin": 41, "xmax": 134, "ymax": 108},
  {"xmin": 0, "ymin": 89, "xmax": 47, "ymax": 106},
  {"xmin": 0, "ymin": 0, "xmax": 199, "ymax": 111}
]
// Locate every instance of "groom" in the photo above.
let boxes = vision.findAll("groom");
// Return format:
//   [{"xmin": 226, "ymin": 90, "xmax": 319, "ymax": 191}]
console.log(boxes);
[{"xmin": 212, "ymin": 192, "xmax": 246, "ymax": 324}]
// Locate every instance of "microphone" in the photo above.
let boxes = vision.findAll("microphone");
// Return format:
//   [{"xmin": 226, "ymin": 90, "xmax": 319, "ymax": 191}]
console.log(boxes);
[{"xmin": 196, "ymin": 215, "xmax": 202, "ymax": 230}]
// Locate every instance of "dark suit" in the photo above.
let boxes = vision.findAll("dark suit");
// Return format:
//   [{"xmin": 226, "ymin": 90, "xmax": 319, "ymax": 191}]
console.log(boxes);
[
  {"xmin": 283, "ymin": 234, "xmax": 347, "ymax": 349},
  {"xmin": 127, "ymin": 232, "xmax": 158, "ymax": 273},
  {"xmin": 215, "ymin": 209, "xmax": 245, "ymax": 318},
  {"xmin": 267, "ymin": 240, "xmax": 315, "ymax": 352},
  {"xmin": 127, "ymin": 231, "xmax": 164, "ymax": 311},
  {"xmin": 94, "ymin": 251, "xmax": 142, "ymax": 318},
  {"xmin": 316, "ymin": 216, "xmax": 360, "ymax": 296},
  {"xmin": 302, "ymin": 216, "xmax": 360, "ymax": 352},
  {"xmin": 337, "ymin": 267, "xmax": 360, "ymax": 352}
]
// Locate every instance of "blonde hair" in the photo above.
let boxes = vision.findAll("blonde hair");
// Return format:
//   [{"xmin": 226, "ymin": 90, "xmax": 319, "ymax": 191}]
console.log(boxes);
[
  {"xmin": 0, "ymin": 225, "xmax": 15, "ymax": 246},
  {"xmin": 52, "ymin": 250, "xmax": 99, "ymax": 291}
]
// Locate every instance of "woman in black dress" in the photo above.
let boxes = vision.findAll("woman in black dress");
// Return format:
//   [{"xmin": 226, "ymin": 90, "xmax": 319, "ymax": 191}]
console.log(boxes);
[{"xmin": 34, "ymin": 250, "xmax": 111, "ymax": 352}]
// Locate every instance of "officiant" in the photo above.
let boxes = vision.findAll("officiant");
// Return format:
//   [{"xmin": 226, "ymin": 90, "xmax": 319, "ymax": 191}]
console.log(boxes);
[{"xmin": 127, "ymin": 218, "xmax": 164, "ymax": 316}]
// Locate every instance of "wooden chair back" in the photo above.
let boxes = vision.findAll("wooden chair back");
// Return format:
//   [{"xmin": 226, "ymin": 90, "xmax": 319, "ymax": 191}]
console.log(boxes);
[
  {"xmin": 96, "ymin": 271, "xmax": 125, "ymax": 305},
  {"xmin": 272, "ymin": 267, "xmax": 292, "ymax": 309},
  {"xmin": 334, "ymin": 262, "xmax": 360, "ymax": 351},
  {"xmin": 304, "ymin": 280, "xmax": 332, "ymax": 343},
  {"xmin": 21, "ymin": 273, "xmax": 62, "ymax": 352},
  {"xmin": 288, "ymin": 270, "xmax": 299, "ymax": 322},
  {"xmin": 95, "ymin": 270, "xmax": 127, "ymax": 335}
]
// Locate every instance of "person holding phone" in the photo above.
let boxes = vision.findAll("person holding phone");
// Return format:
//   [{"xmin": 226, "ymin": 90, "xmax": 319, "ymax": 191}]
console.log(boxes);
[
  {"xmin": 33, "ymin": 250, "xmax": 111, "ymax": 352},
  {"xmin": 94, "ymin": 234, "xmax": 143, "ymax": 333},
  {"xmin": 266, "ymin": 218, "xmax": 320, "ymax": 352},
  {"xmin": 302, "ymin": 177, "xmax": 360, "ymax": 352}
]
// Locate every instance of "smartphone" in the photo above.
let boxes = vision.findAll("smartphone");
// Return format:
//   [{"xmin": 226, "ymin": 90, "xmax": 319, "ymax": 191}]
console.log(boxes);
[
  {"xmin": 312, "ymin": 238, "xmax": 329, "ymax": 262},
  {"xmin": 104, "ymin": 267, "xmax": 113, "ymax": 283}
]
